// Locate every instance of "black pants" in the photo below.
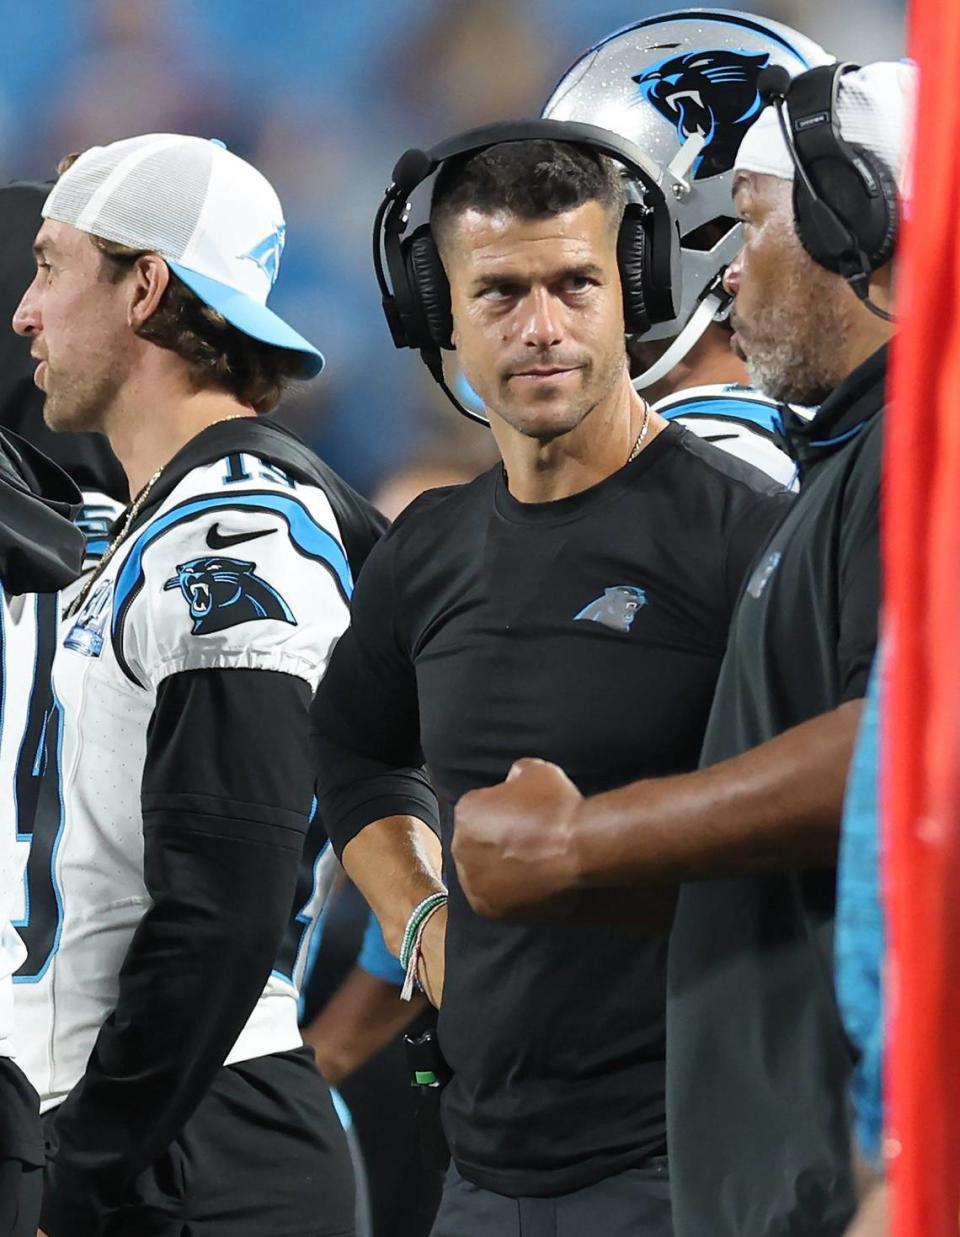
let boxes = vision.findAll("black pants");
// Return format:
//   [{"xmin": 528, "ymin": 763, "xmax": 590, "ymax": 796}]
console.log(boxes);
[
  {"xmin": 0, "ymin": 1058, "xmax": 43, "ymax": 1237},
  {"xmin": 44, "ymin": 1047, "xmax": 356, "ymax": 1237},
  {"xmin": 430, "ymin": 1158, "xmax": 672, "ymax": 1237}
]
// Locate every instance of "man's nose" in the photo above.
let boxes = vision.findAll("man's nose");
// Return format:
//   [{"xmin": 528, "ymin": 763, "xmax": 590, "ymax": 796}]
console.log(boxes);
[
  {"xmin": 722, "ymin": 253, "xmax": 742, "ymax": 298},
  {"xmin": 12, "ymin": 280, "xmax": 41, "ymax": 338},
  {"xmin": 520, "ymin": 287, "xmax": 563, "ymax": 350}
]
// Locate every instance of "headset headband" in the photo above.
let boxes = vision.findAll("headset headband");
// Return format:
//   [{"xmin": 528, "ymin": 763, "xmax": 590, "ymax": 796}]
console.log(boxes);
[
  {"xmin": 373, "ymin": 117, "xmax": 680, "ymax": 423},
  {"xmin": 420, "ymin": 119, "xmax": 667, "ymax": 192}
]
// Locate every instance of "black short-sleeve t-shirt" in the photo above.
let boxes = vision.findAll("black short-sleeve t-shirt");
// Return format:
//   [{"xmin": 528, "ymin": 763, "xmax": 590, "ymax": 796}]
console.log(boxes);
[{"xmin": 312, "ymin": 424, "xmax": 791, "ymax": 1197}]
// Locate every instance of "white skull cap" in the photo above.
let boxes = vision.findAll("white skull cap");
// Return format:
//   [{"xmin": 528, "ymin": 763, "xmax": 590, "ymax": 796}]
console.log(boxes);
[{"xmin": 736, "ymin": 61, "xmax": 916, "ymax": 196}]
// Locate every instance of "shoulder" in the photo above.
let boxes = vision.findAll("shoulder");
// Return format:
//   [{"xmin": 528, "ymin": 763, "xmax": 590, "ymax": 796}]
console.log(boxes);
[
  {"xmin": 663, "ymin": 423, "xmax": 791, "ymax": 505},
  {"xmin": 655, "ymin": 383, "xmax": 786, "ymax": 434},
  {"xmin": 655, "ymin": 385, "xmax": 799, "ymax": 489},
  {"xmin": 142, "ymin": 419, "xmax": 387, "ymax": 577},
  {"xmin": 111, "ymin": 453, "xmax": 355, "ymax": 690},
  {"xmin": 126, "ymin": 454, "xmax": 356, "ymax": 598},
  {"xmin": 370, "ymin": 469, "xmax": 496, "ymax": 555},
  {"xmin": 835, "ymin": 413, "xmax": 883, "ymax": 529}
]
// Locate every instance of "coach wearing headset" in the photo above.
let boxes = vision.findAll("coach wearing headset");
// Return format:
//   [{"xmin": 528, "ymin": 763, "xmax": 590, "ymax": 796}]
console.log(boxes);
[
  {"xmin": 453, "ymin": 62, "xmax": 913, "ymax": 1237},
  {"xmin": 311, "ymin": 125, "xmax": 791, "ymax": 1234}
]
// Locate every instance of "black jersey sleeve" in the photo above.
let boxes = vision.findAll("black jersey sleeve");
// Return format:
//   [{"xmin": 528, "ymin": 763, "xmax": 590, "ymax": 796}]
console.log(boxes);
[
  {"xmin": 837, "ymin": 421, "xmax": 882, "ymax": 702},
  {"xmin": 310, "ymin": 523, "xmax": 439, "ymax": 858},
  {"xmin": 40, "ymin": 667, "xmax": 312, "ymax": 1237},
  {"xmin": 723, "ymin": 489, "xmax": 793, "ymax": 608}
]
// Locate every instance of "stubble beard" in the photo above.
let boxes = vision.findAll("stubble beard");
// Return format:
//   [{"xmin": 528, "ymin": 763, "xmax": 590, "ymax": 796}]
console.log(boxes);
[
  {"xmin": 743, "ymin": 225, "xmax": 854, "ymax": 408},
  {"xmin": 42, "ymin": 364, "xmax": 119, "ymax": 435},
  {"xmin": 496, "ymin": 350, "xmax": 625, "ymax": 443}
]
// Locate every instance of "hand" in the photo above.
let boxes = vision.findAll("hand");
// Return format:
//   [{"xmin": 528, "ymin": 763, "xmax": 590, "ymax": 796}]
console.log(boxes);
[
  {"xmin": 453, "ymin": 758, "xmax": 583, "ymax": 919},
  {"xmin": 416, "ymin": 903, "xmax": 446, "ymax": 1007}
]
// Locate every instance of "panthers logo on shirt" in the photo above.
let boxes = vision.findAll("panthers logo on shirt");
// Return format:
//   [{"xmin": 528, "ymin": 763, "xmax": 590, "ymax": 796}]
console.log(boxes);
[
  {"xmin": 633, "ymin": 49, "xmax": 771, "ymax": 179},
  {"xmin": 163, "ymin": 554, "xmax": 296, "ymax": 635},
  {"xmin": 575, "ymin": 586, "xmax": 647, "ymax": 633}
]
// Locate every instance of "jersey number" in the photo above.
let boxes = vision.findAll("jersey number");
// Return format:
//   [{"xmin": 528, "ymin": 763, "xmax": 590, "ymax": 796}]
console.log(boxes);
[
  {"xmin": 13, "ymin": 594, "xmax": 65, "ymax": 983},
  {"xmin": 222, "ymin": 454, "xmax": 297, "ymax": 489}
]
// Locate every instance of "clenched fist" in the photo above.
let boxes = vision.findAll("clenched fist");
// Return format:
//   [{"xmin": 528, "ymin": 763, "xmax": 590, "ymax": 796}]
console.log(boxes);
[{"xmin": 452, "ymin": 758, "xmax": 583, "ymax": 919}]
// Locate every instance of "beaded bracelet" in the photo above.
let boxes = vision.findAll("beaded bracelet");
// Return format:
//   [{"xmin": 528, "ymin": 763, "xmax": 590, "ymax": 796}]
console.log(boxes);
[{"xmin": 399, "ymin": 891, "xmax": 448, "ymax": 1002}]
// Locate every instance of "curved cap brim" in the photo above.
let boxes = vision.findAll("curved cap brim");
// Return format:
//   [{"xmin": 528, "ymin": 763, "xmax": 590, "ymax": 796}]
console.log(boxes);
[{"xmin": 168, "ymin": 263, "xmax": 324, "ymax": 378}]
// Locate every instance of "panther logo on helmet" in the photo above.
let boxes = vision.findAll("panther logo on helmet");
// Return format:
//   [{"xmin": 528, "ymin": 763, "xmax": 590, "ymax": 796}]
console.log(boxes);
[
  {"xmin": 633, "ymin": 50, "xmax": 770, "ymax": 180},
  {"xmin": 541, "ymin": 11, "xmax": 832, "ymax": 345}
]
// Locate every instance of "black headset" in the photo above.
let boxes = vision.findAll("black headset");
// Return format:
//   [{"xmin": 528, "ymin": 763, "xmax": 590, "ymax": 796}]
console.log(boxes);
[
  {"xmin": 372, "ymin": 118, "xmax": 681, "ymax": 423},
  {"xmin": 758, "ymin": 62, "xmax": 897, "ymax": 321}
]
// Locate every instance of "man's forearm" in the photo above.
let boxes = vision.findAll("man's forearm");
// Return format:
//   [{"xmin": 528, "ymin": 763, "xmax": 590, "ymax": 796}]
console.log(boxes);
[
  {"xmin": 42, "ymin": 816, "xmax": 302, "ymax": 1236},
  {"xmin": 342, "ymin": 815, "xmax": 444, "ymax": 955},
  {"xmin": 575, "ymin": 700, "xmax": 863, "ymax": 887},
  {"xmin": 304, "ymin": 967, "xmax": 427, "ymax": 1086}
]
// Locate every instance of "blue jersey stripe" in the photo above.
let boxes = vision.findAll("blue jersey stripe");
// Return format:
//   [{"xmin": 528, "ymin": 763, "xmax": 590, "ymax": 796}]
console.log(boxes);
[{"xmin": 660, "ymin": 397, "xmax": 784, "ymax": 436}]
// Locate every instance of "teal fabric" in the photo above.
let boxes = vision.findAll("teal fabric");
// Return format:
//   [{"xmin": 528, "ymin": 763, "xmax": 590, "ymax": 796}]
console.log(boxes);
[
  {"xmin": 358, "ymin": 912, "xmax": 405, "ymax": 987},
  {"xmin": 836, "ymin": 654, "xmax": 884, "ymax": 1162}
]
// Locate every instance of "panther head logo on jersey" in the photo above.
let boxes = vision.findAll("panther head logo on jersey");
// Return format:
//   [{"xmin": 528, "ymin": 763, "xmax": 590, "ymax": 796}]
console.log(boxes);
[
  {"xmin": 163, "ymin": 555, "xmax": 296, "ymax": 635},
  {"xmin": 633, "ymin": 49, "xmax": 771, "ymax": 179},
  {"xmin": 574, "ymin": 585, "xmax": 647, "ymax": 633}
]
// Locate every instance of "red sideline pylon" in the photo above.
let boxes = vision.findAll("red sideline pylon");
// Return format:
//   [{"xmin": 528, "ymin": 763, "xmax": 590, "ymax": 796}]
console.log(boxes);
[{"xmin": 885, "ymin": 0, "xmax": 960, "ymax": 1232}]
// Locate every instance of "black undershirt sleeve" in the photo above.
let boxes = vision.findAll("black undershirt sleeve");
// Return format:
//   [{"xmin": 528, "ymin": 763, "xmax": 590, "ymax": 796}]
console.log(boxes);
[
  {"xmin": 311, "ymin": 526, "xmax": 439, "ymax": 858},
  {"xmin": 41, "ymin": 668, "xmax": 313, "ymax": 1237}
]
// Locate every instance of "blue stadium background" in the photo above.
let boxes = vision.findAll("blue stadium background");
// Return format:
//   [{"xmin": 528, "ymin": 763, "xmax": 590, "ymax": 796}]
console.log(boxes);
[{"xmin": 0, "ymin": 0, "xmax": 904, "ymax": 496}]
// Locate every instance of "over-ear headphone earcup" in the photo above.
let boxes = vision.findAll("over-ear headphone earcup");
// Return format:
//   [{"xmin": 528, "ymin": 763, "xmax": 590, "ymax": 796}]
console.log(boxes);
[
  {"xmin": 405, "ymin": 226, "xmax": 454, "ymax": 351},
  {"xmin": 847, "ymin": 145, "xmax": 898, "ymax": 269},
  {"xmin": 617, "ymin": 207, "xmax": 650, "ymax": 336},
  {"xmin": 793, "ymin": 146, "xmax": 898, "ymax": 274}
]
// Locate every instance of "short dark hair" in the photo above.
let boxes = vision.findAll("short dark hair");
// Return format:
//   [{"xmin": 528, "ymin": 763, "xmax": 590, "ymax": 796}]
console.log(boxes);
[
  {"xmin": 430, "ymin": 140, "xmax": 626, "ymax": 253},
  {"xmin": 57, "ymin": 150, "xmax": 305, "ymax": 413}
]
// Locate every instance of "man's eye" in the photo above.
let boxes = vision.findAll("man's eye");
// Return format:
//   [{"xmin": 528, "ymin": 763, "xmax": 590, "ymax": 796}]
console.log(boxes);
[
  {"xmin": 484, "ymin": 283, "xmax": 521, "ymax": 300},
  {"xmin": 563, "ymin": 275, "xmax": 594, "ymax": 293}
]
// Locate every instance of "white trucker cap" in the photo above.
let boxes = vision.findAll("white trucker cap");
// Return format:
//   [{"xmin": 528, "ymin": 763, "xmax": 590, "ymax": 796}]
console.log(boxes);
[{"xmin": 42, "ymin": 133, "xmax": 323, "ymax": 376}]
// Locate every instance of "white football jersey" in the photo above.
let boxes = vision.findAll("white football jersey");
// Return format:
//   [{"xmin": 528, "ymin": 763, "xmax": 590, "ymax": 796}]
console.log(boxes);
[
  {"xmin": 655, "ymin": 383, "xmax": 809, "ymax": 489},
  {"xmin": 75, "ymin": 489, "xmax": 126, "ymax": 570},
  {"xmin": 14, "ymin": 447, "xmax": 351, "ymax": 1111}
]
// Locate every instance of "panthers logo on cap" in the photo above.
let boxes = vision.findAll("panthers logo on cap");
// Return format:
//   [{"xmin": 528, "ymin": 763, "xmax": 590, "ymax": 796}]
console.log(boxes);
[
  {"xmin": 574, "ymin": 585, "xmax": 647, "ymax": 634},
  {"xmin": 164, "ymin": 555, "xmax": 295, "ymax": 635},
  {"xmin": 633, "ymin": 49, "xmax": 771, "ymax": 180},
  {"xmin": 239, "ymin": 223, "xmax": 286, "ymax": 287}
]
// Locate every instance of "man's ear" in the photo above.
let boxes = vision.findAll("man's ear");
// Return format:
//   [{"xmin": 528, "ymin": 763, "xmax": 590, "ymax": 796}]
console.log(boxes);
[{"xmin": 127, "ymin": 254, "xmax": 170, "ymax": 330}]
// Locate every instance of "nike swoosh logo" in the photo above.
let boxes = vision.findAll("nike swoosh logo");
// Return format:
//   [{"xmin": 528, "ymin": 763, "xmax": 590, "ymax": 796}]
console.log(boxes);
[
  {"xmin": 205, "ymin": 524, "xmax": 277, "ymax": 551},
  {"xmin": 702, "ymin": 433, "xmax": 740, "ymax": 443}
]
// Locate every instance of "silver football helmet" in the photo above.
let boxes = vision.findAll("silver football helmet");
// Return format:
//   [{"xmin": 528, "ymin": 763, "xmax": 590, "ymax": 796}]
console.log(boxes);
[{"xmin": 543, "ymin": 9, "xmax": 832, "ymax": 384}]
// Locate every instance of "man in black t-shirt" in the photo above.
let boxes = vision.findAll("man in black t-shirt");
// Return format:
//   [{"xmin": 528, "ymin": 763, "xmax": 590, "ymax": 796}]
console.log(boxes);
[
  {"xmin": 311, "ymin": 137, "xmax": 790, "ymax": 1234},
  {"xmin": 453, "ymin": 62, "xmax": 912, "ymax": 1237}
]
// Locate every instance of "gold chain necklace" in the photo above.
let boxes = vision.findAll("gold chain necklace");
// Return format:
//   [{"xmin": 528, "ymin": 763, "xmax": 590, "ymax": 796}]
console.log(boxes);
[
  {"xmin": 65, "ymin": 414, "xmax": 248, "ymax": 619},
  {"xmin": 627, "ymin": 399, "xmax": 651, "ymax": 464}
]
